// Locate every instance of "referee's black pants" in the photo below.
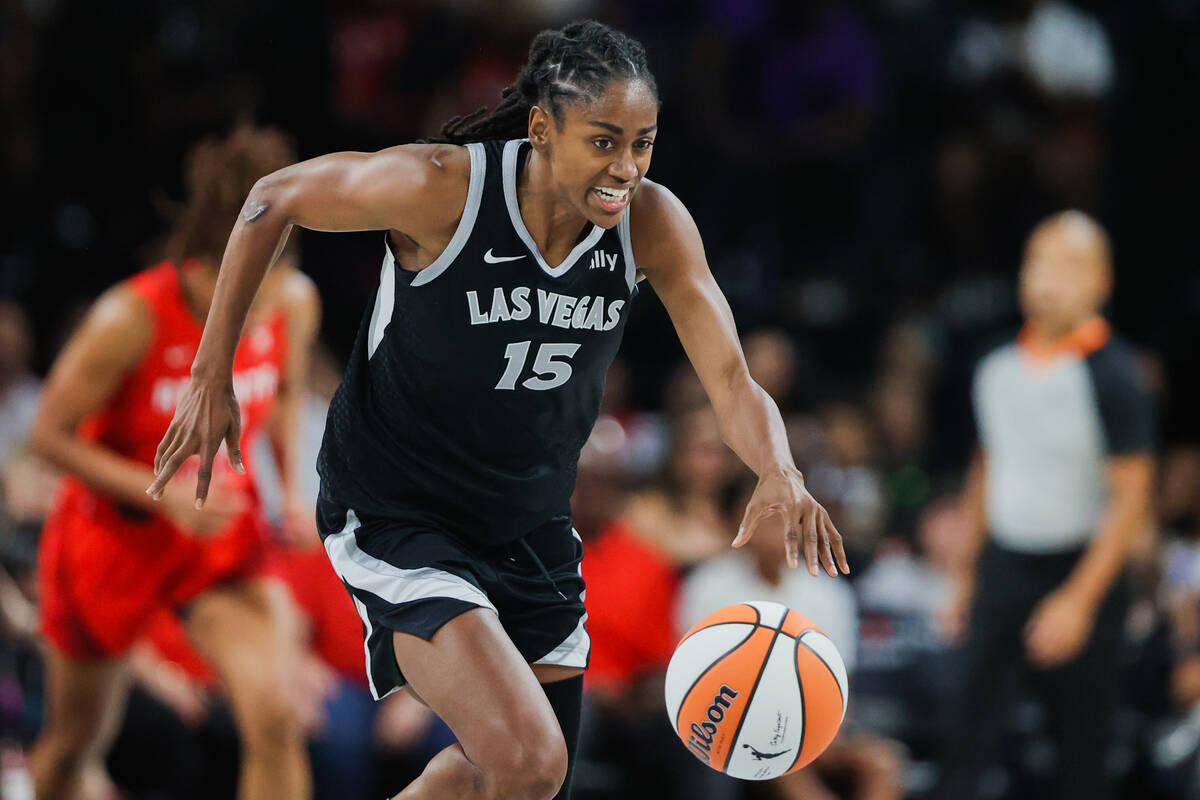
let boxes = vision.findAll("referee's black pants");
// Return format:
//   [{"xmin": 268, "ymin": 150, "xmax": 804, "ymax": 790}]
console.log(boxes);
[{"xmin": 936, "ymin": 540, "xmax": 1128, "ymax": 800}]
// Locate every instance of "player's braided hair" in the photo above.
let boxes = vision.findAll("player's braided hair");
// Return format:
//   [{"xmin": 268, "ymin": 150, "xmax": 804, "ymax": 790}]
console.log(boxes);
[
  {"xmin": 432, "ymin": 20, "xmax": 657, "ymax": 145},
  {"xmin": 162, "ymin": 122, "xmax": 295, "ymax": 264}
]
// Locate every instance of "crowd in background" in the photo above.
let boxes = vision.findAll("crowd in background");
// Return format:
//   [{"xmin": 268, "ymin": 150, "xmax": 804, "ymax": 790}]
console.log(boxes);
[{"xmin": 2, "ymin": 0, "xmax": 1199, "ymax": 798}]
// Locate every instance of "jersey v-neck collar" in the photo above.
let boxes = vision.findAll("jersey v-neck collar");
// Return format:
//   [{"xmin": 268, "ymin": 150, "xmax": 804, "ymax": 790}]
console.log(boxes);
[{"xmin": 502, "ymin": 139, "xmax": 604, "ymax": 279}]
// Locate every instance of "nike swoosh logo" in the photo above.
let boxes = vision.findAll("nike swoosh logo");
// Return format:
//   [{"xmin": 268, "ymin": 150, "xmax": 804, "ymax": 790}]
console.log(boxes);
[{"xmin": 484, "ymin": 248, "xmax": 526, "ymax": 264}]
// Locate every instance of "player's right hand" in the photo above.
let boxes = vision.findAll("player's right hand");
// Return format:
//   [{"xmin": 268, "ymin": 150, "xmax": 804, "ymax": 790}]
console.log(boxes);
[{"xmin": 147, "ymin": 375, "xmax": 244, "ymax": 508}]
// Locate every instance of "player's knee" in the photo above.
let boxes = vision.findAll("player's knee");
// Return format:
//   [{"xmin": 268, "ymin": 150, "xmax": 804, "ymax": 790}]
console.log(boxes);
[
  {"xmin": 33, "ymin": 728, "xmax": 94, "ymax": 778},
  {"xmin": 488, "ymin": 722, "xmax": 567, "ymax": 800},
  {"xmin": 39, "ymin": 711, "xmax": 107, "ymax": 761},
  {"xmin": 236, "ymin": 687, "xmax": 303, "ymax": 756}
]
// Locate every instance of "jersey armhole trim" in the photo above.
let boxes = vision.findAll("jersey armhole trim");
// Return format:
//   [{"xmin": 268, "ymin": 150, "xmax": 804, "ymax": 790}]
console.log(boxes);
[
  {"xmin": 617, "ymin": 210, "xmax": 637, "ymax": 293},
  {"xmin": 410, "ymin": 142, "xmax": 487, "ymax": 287},
  {"xmin": 366, "ymin": 246, "xmax": 396, "ymax": 358}
]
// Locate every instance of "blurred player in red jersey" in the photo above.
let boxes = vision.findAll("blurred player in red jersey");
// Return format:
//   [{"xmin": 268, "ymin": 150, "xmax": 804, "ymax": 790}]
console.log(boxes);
[{"xmin": 28, "ymin": 125, "xmax": 320, "ymax": 800}]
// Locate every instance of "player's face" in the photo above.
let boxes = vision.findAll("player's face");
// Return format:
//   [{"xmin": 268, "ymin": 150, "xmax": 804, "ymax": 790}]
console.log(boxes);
[{"xmin": 539, "ymin": 79, "xmax": 658, "ymax": 229}]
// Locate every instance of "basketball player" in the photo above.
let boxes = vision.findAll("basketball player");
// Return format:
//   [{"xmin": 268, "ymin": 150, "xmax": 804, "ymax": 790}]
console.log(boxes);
[
  {"xmin": 30, "ymin": 126, "xmax": 320, "ymax": 800},
  {"xmin": 148, "ymin": 21, "xmax": 850, "ymax": 800}
]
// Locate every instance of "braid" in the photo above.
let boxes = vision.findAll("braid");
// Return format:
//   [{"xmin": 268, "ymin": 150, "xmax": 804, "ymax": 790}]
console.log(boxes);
[{"xmin": 431, "ymin": 20, "xmax": 657, "ymax": 145}]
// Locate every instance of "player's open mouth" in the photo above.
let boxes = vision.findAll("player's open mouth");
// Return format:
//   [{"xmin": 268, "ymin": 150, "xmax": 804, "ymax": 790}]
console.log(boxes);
[{"xmin": 591, "ymin": 185, "xmax": 631, "ymax": 212}]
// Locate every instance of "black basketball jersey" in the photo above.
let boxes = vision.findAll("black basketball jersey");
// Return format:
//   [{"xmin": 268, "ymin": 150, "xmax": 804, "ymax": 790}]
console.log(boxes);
[{"xmin": 317, "ymin": 139, "xmax": 638, "ymax": 545}]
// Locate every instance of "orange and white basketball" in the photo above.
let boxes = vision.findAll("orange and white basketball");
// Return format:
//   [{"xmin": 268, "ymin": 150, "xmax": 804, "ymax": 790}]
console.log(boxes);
[{"xmin": 664, "ymin": 600, "xmax": 849, "ymax": 781}]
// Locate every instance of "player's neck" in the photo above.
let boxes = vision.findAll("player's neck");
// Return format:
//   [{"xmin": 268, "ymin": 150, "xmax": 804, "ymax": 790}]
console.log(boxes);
[
  {"xmin": 179, "ymin": 260, "xmax": 219, "ymax": 320},
  {"xmin": 518, "ymin": 150, "xmax": 591, "ymax": 258}
]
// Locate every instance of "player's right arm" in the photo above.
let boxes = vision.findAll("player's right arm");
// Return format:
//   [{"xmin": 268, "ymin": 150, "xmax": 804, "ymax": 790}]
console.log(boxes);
[{"xmin": 147, "ymin": 144, "xmax": 470, "ymax": 505}]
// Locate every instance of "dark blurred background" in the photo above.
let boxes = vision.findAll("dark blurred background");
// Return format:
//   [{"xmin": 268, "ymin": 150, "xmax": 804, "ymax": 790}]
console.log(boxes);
[{"xmin": 2, "ymin": 1, "xmax": 1200, "ymax": 798}]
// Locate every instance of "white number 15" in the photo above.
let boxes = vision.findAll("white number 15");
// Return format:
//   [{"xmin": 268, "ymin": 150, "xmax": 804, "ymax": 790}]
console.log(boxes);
[{"xmin": 495, "ymin": 341, "xmax": 581, "ymax": 391}]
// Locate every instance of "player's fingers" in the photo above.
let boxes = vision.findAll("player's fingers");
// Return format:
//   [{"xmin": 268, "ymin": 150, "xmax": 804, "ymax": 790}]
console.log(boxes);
[
  {"xmin": 194, "ymin": 440, "xmax": 218, "ymax": 509},
  {"xmin": 150, "ymin": 447, "xmax": 190, "ymax": 500},
  {"xmin": 784, "ymin": 524, "xmax": 800, "ymax": 570},
  {"xmin": 818, "ymin": 515, "xmax": 838, "ymax": 577},
  {"xmin": 154, "ymin": 421, "xmax": 178, "ymax": 476},
  {"xmin": 824, "ymin": 511, "xmax": 850, "ymax": 574},
  {"xmin": 224, "ymin": 406, "xmax": 245, "ymax": 475},
  {"xmin": 733, "ymin": 502, "xmax": 760, "ymax": 547},
  {"xmin": 802, "ymin": 503, "xmax": 820, "ymax": 576},
  {"xmin": 148, "ymin": 432, "xmax": 187, "ymax": 498}
]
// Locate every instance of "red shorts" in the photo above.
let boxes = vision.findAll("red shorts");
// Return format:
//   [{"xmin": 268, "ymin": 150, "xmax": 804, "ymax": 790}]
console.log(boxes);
[{"xmin": 38, "ymin": 500, "xmax": 274, "ymax": 660}]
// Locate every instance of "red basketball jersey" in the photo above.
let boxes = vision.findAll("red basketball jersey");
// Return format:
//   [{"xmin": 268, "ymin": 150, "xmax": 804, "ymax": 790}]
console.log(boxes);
[{"xmin": 51, "ymin": 261, "xmax": 287, "ymax": 534}]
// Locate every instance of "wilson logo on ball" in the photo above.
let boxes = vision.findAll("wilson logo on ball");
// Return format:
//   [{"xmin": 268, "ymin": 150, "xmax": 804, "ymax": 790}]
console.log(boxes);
[{"xmin": 686, "ymin": 685, "xmax": 739, "ymax": 764}]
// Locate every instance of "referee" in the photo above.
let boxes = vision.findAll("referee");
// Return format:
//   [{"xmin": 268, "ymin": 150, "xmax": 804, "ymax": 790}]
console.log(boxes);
[{"xmin": 937, "ymin": 211, "xmax": 1156, "ymax": 800}]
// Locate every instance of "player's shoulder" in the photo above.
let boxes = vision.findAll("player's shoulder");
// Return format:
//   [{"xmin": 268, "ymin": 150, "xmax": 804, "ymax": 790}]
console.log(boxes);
[
  {"xmin": 373, "ymin": 142, "xmax": 472, "ymax": 196},
  {"xmin": 368, "ymin": 142, "xmax": 475, "ymax": 235},
  {"xmin": 76, "ymin": 279, "xmax": 156, "ymax": 357},
  {"xmin": 258, "ymin": 265, "xmax": 321, "ymax": 327},
  {"xmin": 629, "ymin": 178, "xmax": 688, "ymax": 228},
  {"xmin": 273, "ymin": 265, "xmax": 320, "ymax": 308},
  {"xmin": 626, "ymin": 178, "xmax": 700, "ymax": 271}
]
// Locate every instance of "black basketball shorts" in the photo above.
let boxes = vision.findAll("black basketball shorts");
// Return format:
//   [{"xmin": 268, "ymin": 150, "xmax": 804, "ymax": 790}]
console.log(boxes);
[{"xmin": 316, "ymin": 493, "xmax": 589, "ymax": 700}]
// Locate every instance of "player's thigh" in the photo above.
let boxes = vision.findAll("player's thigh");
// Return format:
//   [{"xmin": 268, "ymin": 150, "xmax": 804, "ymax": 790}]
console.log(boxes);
[
  {"xmin": 185, "ymin": 578, "xmax": 299, "ymax": 726},
  {"xmin": 393, "ymin": 608, "xmax": 565, "ymax": 770},
  {"xmin": 40, "ymin": 643, "xmax": 131, "ymax": 750}
]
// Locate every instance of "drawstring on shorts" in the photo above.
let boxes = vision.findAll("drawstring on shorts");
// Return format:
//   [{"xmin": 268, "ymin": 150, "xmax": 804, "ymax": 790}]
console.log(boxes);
[{"xmin": 516, "ymin": 536, "xmax": 569, "ymax": 601}]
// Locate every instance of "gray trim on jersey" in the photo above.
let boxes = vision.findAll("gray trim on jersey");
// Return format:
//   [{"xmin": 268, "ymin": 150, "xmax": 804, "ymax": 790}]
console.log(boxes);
[
  {"xmin": 617, "ymin": 207, "xmax": 637, "ymax": 293},
  {"xmin": 412, "ymin": 142, "xmax": 487, "ymax": 287},
  {"xmin": 366, "ymin": 142, "xmax": 486, "ymax": 358},
  {"xmin": 502, "ymin": 139, "xmax": 605, "ymax": 278},
  {"xmin": 532, "ymin": 528, "xmax": 591, "ymax": 669},
  {"xmin": 366, "ymin": 242, "xmax": 395, "ymax": 358}
]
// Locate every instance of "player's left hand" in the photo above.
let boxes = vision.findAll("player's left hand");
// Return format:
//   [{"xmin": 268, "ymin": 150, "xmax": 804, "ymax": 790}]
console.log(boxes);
[
  {"xmin": 1024, "ymin": 587, "xmax": 1096, "ymax": 668},
  {"xmin": 281, "ymin": 493, "xmax": 319, "ymax": 547},
  {"xmin": 732, "ymin": 465, "xmax": 849, "ymax": 577}
]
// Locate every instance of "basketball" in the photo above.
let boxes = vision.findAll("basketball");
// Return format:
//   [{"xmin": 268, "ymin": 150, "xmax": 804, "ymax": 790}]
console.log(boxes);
[{"xmin": 664, "ymin": 600, "xmax": 849, "ymax": 781}]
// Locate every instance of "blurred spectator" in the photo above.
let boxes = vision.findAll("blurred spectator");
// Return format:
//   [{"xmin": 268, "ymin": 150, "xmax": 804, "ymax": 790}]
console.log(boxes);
[
  {"xmin": 938, "ymin": 211, "xmax": 1156, "ymax": 800},
  {"xmin": 947, "ymin": 1, "xmax": 1114, "ymax": 99},
  {"xmin": 0, "ymin": 301, "xmax": 39, "ymax": 468},
  {"xmin": 857, "ymin": 494, "xmax": 968, "ymax": 628},
  {"xmin": 806, "ymin": 402, "xmax": 887, "ymax": 561}
]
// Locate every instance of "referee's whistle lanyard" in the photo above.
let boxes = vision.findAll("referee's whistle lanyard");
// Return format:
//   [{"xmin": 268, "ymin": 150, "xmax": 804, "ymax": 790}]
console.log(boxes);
[{"xmin": 516, "ymin": 536, "xmax": 569, "ymax": 601}]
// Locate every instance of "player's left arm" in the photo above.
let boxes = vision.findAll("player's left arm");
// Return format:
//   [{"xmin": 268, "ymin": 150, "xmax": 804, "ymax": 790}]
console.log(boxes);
[
  {"xmin": 633, "ymin": 182, "xmax": 848, "ymax": 576},
  {"xmin": 266, "ymin": 265, "xmax": 322, "ymax": 544}
]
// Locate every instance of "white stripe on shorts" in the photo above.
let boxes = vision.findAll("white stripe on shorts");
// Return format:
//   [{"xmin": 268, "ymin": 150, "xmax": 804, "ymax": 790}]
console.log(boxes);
[
  {"xmin": 323, "ymin": 509, "xmax": 498, "ymax": 615},
  {"xmin": 349, "ymin": 594, "xmax": 400, "ymax": 701},
  {"xmin": 533, "ymin": 528, "xmax": 590, "ymax": 669}
]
